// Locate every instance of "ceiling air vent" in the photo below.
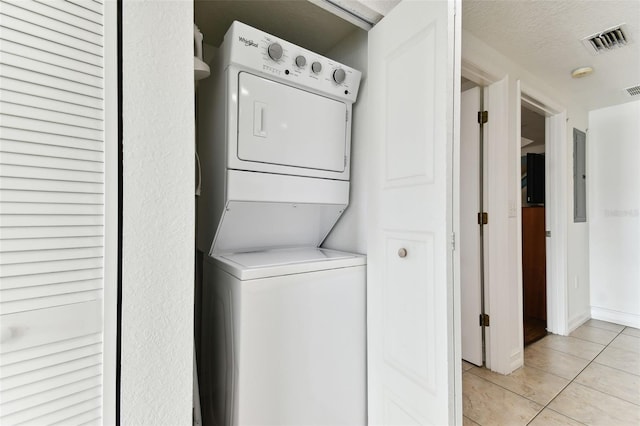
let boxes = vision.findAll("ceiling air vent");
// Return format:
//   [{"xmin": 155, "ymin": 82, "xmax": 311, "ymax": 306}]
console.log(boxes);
[
  {"xmin": 626, "ymin": 85, "xmax": 640, "ymax": 97},
  {"xmin": 581, "ymin": 24, "xmax": 631, "ymax": 54}
]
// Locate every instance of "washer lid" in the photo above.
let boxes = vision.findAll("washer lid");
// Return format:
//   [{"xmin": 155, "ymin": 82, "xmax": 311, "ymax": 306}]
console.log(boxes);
[{"xmin": 211, "ymin": 247, "xmax": 366, "ymax": 280}]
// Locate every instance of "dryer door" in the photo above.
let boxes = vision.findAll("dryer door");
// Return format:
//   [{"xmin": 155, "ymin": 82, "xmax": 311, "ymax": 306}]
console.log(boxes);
[{"xmin": 237, "ymin": 72, "xmax": 347, "ymax": 172}]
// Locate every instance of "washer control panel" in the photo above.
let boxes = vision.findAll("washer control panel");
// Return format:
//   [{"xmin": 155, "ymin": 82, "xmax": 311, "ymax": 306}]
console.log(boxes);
[{"xmin": 224, "ymin": 21, "xmax": 361, "ymax": 103}]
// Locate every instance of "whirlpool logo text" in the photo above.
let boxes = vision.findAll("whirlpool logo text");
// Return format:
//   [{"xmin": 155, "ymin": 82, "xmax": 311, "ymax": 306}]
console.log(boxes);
[{"xmin": 239, "ymin": 37, "xmax": 258, "ymax": 48}]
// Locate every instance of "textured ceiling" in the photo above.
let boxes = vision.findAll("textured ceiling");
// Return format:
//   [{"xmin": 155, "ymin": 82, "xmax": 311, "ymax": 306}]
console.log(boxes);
[
  {"xmin": 194, "ymin": 0, "xmax": 361, "ymax": 54},
  {"xmin": 195, "ymin": 0, "xmax": 639, "ymax": 109},
  {"xmin": 462, "ymin": 0, "xmax": 640, "ymax": 110}
]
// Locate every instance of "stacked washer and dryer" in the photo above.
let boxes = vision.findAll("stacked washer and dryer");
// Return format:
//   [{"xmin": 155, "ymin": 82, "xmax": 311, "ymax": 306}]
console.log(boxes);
[{"xmin": 197, "ymin": 22, "xmax": 364, "ymax": 425}]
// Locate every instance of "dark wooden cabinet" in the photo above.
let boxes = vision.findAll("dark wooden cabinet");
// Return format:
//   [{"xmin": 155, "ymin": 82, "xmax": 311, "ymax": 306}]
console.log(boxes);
[{"xmin": 522, "ymin": 207, "xmax": 546, "ymax": 321}]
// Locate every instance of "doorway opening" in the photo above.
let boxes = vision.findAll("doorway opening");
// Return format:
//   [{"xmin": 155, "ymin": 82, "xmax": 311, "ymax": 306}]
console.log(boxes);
[
  {"xmin": 520, "ymin": 104, "xmax": 548, "ymax": 346},
  {"xmin": 518, "ymin": 84, "xmax": 569, "ymax": 349}
]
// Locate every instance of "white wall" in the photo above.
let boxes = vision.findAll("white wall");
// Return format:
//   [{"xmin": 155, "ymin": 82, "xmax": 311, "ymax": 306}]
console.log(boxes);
[
  {"xmin": 322, "ymin": 30, "xmax": 369, "ymax": 254},
  {"xmin": 121, "ymin": 1, "xmax": 195, "ymax": 423},
  {"xmin": 462, "ymin": 30, "xmax": 590, "ymax": 372},
  {"xmin": 588, "ymin": 101, "xmax": 640, "ymax": 327}
]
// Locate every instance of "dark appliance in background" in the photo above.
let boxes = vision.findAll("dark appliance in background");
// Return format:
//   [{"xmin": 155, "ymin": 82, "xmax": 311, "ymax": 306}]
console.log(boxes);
[{"xmin": 526, "ymin": 153, "xmax": 545, "ymax": 204}]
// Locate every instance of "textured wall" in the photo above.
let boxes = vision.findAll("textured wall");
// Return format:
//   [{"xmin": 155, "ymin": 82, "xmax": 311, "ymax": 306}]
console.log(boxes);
[
  {"xmin": 588, "ymin": 101, "xmax": 640, "ymax": 327},
  {"xmin": 121, "ymin": 1, "xmax": 195, "ymax": 424}
]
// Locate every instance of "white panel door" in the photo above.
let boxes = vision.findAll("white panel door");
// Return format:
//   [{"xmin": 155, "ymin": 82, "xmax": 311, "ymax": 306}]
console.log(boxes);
[
  {"xmin": 367, "ymin": 0, "xmax": 457, "ymax": 424},
  {"xmin": 237, "ymin": 72, "xmax": 347, "ymax": 172},
  {"xmin": 460, "ymin": 87, "xmax": 483, "ymax": 366}
]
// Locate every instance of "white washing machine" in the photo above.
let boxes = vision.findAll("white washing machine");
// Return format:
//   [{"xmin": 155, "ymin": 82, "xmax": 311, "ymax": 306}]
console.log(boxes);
[
  {"xmin": 196, "ymin": 22, "xmax": 364, "ymax": 425},
  {"xmin": 200, "ymin": 248, "xmax": 366, "ymax": 425}
]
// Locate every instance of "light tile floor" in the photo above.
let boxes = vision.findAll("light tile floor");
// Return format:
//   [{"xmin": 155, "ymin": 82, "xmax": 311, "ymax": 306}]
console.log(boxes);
[{"xmin": 463, "ymin": 320, "xmax": 640, "ymax": 425}]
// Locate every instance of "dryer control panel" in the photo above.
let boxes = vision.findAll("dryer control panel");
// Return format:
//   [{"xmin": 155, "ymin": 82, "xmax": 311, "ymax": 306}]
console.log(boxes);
[{"xmin": 223, "ymin": 21, "xmax": 361, "ymax": 104}]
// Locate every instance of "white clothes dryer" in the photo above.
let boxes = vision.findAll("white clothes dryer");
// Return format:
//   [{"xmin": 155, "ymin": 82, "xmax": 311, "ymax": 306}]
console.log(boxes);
[{"xmin": 197, "ymin": 21, "xmax": 361, "ymax": 256}]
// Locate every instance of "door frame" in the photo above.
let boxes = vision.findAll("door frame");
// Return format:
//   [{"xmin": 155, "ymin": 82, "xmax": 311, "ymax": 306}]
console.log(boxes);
[
  {"xmin": 518, "ymin": 82, "xmax": 569, "ymax": 339},
  {"xmin": 103, "ymin": 0, "xmax": 119, "ymax": 422},
  {"xmin": 458, "ymin": 61, "xmax": 570, "ymax": 374},
  {"xmin": 460, "ymin": 61, "xmax": 512, "ymax": 373},
  {"xmin": 458, "ymin": 68, "xmax": 509, "ymax": 373}
]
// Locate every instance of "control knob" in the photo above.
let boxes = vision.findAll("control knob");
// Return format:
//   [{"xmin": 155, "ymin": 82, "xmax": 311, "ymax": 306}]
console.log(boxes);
[
  {"xmin": 333, "ymin": 68, "xmax": 346, "ymax": 84},
  {"xmin": 311, "ymin": 61, "xmax": 322, "ymax": 74},
  {"xmin": 295, "ymin": 55, "xmax": 306, "ymax": 68},
  {"xmin": 268, "ymin": 43, "xmax": 283, "ymax": 61}
]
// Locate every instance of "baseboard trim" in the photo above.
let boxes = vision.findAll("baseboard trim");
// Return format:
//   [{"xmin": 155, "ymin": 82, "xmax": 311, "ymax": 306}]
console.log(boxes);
[
  {"xmin": 509, "ymin": 350, "xmax": 523, "ymax": 373},
  {"xmin": 591, "ymin": 306, "xmax": 640, "ymax": 328},
  {"xmin": 568, "ymin": 311, "xmax": 591, "ymax": 334}
]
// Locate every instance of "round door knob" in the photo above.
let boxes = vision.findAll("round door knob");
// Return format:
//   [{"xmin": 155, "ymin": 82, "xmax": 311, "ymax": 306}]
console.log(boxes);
[
  {"xmin": 311, "ymin": 61, "xmax": 322, "ymax": 74},
  {"xmin": 268, "ymin": 43, "xmax": 283, "ymax": 61},
  {"xmin": 295, "ymin": 55, "xmax": 306, "ymax": 68},
  {"xmin": 398, "ymin": 248, "xmax": 408, "ymax": 258},
  {"xmin": 333, "ymin": 68, "xmax": 346, "ymax": 84}
]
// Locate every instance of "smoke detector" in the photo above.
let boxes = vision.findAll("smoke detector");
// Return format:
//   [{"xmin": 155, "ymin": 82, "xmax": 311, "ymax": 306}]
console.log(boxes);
[
  {"xmin": 571, "ymin": 67, "xmax": 594, "ymax": 78},
  {"xmin": 581, "ymin": 24, "xmax": 631, "ymax": 54}
]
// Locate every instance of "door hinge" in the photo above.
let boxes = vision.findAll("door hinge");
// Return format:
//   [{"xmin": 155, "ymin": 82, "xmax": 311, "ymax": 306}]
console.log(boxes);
[
  {"xmin": 344, "ymin": 155, "xmax": 348, "ymax": 168},
  {"xmin": 478, "ymin": 111, "xmax": 488, "ymax": 124},
  {"xmin": 477, "ymin": 212, "xmax": 488, "ymax": 225},
  {"xmin": 451, "ymin": 232, "xmax": 456, "ymax": 251},
  {"xmin": 479, "ymin": 313, "xmax": 490, "ymax": 327}
]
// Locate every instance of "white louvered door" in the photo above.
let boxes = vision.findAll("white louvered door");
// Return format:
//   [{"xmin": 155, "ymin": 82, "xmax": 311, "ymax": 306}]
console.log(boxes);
[{"xmin": 0, "ymin": 0, "xmax": 116, "ymax": 424}]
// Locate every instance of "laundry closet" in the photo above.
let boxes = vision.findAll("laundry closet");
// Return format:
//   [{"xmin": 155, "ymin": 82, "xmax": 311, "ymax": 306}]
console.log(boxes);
[
  {"xmin": 192, "ymin": 3, "xmax": 370, "ymax": 425},
  {"xmin": 191, "ymin": 1, "xmax": 459, "ymax": 425}
]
